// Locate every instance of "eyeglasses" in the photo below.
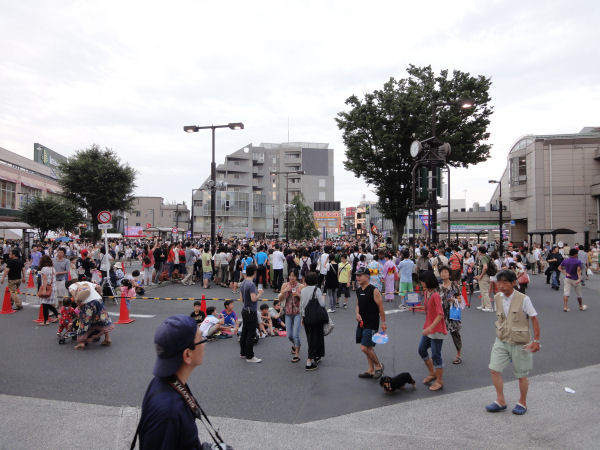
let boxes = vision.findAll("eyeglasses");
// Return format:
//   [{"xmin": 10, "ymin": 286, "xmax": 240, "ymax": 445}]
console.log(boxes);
[{"xmin": 188, "ymin": 339, "xmax": 207, "ymax": 350}]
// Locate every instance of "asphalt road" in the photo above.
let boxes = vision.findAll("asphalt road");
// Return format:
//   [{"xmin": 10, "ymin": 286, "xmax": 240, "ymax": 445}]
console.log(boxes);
[{"xmin": 0, "ymin": 273, "xmax": 598, "ymax": 424}]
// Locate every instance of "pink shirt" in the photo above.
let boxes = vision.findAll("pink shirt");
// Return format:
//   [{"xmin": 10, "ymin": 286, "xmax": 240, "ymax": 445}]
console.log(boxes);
[{"xmin": 423, "ymin": 291, "xmax": 447, "ymax": 335}]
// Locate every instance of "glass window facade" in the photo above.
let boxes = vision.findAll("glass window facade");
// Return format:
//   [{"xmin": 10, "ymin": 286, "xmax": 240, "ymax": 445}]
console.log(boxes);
[
  {"xmin": 510, "ymin": 156, "xmax": 527, "ymax": 185},
  {"xmin": 195, "ymin": 191, "xmax": 266, "ymax": 218},
  {"xmin": 1, "ymin": 181, "xmax": 16, "ymax": 209}
]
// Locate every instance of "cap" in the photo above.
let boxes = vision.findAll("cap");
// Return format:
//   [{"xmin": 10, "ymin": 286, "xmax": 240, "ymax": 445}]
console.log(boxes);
[
  {"xmin": 355, "ymin": 266, "xmax": 369, "ymax": 276},
  {"xmin": 153, "ymin": 315, "xmax": 197, "ymax": 378}
]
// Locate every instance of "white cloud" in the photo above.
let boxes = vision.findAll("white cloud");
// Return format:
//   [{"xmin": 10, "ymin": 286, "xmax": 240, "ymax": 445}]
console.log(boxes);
[{"xmin": 0, "ymin": 0, "xmax": 598, "ymax": 208}]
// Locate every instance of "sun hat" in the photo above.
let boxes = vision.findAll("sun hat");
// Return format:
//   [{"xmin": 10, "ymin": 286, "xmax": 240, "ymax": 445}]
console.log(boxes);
[{"xmin": 153, "ymin": 315, "xmax": 198, "ymax": 378}]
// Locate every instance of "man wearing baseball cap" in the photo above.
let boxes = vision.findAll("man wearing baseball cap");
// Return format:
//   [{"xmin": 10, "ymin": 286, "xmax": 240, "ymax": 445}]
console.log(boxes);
[{"xmin": 135, "ymin": 314, "xmax": 209, "ymax": 449}]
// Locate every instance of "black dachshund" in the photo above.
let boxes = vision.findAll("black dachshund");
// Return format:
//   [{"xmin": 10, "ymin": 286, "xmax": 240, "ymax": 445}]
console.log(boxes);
[{"xmin": 380, "ymin": 372, "xmax": 416, "ymax": 392}]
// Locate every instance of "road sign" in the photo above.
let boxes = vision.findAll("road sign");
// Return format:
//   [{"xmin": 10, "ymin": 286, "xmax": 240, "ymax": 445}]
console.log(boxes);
[
  {"xmin": 146, "ymin": 223, "xmax": 152, "ymax": 229},
  {"xmin": 98, "ymin": 211, "xmax": 112, "ymax": 224},
  {"xmin": 172, "ymin": 227, "xmax": 178, "ymax": 234},
  {"xmin": 98, "ymin": 223, "xmax": 112, "ymax": 230}
]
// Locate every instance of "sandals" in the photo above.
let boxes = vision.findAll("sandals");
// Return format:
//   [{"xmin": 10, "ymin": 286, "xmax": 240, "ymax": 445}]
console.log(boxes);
[
  {"xmin": 101, "ymin": 340, "xmax": 112, "ymax": 346},
  {"xmin": 373, "ymin": 364, "xmax": 384, "ymax": 379},
  {"xmin": 429, "ymin": 382, "xmax": 444, "ymax": 391},
  {"xmin": 74, "ymin": 344, "xmax": 85, "ymax": 350},
  {"xmin": 358, "ymin": 372, "xmax": 374, "ymax": 378},
  {"xmin": 453, "ymin": 357, "xmax": 462, "ymax": 365},
  {"xmin": 423, "ymin": 375, "xmax": 436, "ymax": 384},
  {"xmin": 563, "ymin": 308, "xmax": 570, "ymax": 312},
  {"xmin": 291, "ymin": 356, "xmax": 300, "ymax": 363}
]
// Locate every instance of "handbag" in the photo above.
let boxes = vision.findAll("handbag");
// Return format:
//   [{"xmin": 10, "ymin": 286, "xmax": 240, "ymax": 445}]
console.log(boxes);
[
  {"xmin": 323, "ymin": 315, "xmax": 335, "ymax": 336},
  {"xmin": 37, "ymin": 269, "xmax": 53, "ymax": 298},
  {"xmin": 449, "ymin": 302, "xmax": 462, "ymax": 321},
  {"xmin": 517, "ymin": 271, "xmax": 529, "ymax": 285},
  {"xmin": 303, "ymin": 287, "xmax": 329, "ymax": 325}
]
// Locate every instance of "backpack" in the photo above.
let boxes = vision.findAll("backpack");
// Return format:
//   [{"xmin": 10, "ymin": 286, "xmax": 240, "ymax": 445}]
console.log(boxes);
[
  {"xmin": 301, "ymin": 257, "xmax": 310, "ymax": 278},
  {"xmin": 486, "ymin": 258, "xmax": 498, "ymax": 276},
  {"xmin": 351, "ymin": 253, "xmax": 359, "ymax": 274},
  {"xmin": 303, "ymin": 287, "xmax": 329, "ymax": 326}
]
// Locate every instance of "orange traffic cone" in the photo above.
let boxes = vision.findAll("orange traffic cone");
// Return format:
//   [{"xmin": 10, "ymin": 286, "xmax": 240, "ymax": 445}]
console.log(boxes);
[
  {"xmin": 462, "ymin": 282, "xmax": 469, "ymax": 307},
  {"xmin": 67, "ymin": 271, "xmax": 72, "ymax": 281},
  {"xmin": 201, "ymin": 295, "xmax": 206, "ymax": 314},
  {"xmin": 115, "ymin": 292, "xmax": 135, "ymax": 324},
  {"xmin": 33, "ymin": 305, "xmax": 45, "ymax": 323},
  {"xmin": 27, "ymin": 270, "xmax": 34, "ymax": 288},
  {"xmin": 0, "ymin": 287, "xmax": 15, "ymax": 315}
]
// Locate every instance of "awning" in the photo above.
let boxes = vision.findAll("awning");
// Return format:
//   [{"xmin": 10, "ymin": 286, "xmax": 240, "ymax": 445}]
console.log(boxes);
[
  {"xmin": 0, "ymin": 221, "xmax": 32, "ymax": 229},
  {"xmin": 19, "ymin": 181, "xmax": 43, "ymax": 190},
  {"xmin": 0, "ymin": 175, "xmax": 18, "ymax": 184}
]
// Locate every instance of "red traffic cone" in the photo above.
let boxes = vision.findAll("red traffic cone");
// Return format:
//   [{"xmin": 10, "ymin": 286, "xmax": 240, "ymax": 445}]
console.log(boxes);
[
  {"xmin": 0, "ymin": 287, "xmax": 15, "ymax": 315},
  {"xmin": 33, "ymin": 305, "xmax": 45, "ymax": 323},
  {"xmin": 67, "ymin": 271, "xmax": 72, "ymax": 281},
  {"xmin": 115, "ymin": 292, "xmax": 135, "ymax": 324},
  {"xmin": 462, "ymin": 282, "xmax": 469, "ymax": 307},
  {"xmin": 27, "ymin": 270, "xmax": 34, "ymax": 288},
  {"xmin": 201, "ymin": 295, "xmax": 207, "ymax": 314}
]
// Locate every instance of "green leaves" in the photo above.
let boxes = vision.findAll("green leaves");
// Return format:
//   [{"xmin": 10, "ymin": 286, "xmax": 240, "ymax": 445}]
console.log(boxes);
[
  {"xmin": 288, "ymin": 193, "xmax": 319, "ymax": 240},
  {"xmin": 336, "ymin": 64, "xmax": 493, "ymax": 242},
  {"xmin": 58, "ymin": 144, "xmax": 136, "ymax": 240},
  {"xmin": 19, "ymin": 196, "xmax": 84, "ymax": 241}
]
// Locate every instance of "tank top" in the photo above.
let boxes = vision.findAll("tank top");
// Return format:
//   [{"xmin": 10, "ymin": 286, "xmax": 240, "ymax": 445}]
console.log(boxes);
[{"xmin": 356, "ymin": 284, "xmax": 379, "ymax": 330}]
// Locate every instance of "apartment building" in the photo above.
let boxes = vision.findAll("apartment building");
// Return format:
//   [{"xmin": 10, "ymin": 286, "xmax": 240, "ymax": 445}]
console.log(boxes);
[{"xmin": 192, "ymin": 142, "xmax": 334, "ymax": 238}]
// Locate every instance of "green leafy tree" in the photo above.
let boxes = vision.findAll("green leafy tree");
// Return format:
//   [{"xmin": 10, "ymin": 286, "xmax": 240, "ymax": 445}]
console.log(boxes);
[
  {"xmin": 288, "ymin": 193, "xmax": 319, "ymax": 240},
  {"xmin": 19, "ymin": 196, "xmax": 85, "ymax": 241},
  {"xmin": 336, "ymin": 64, "xmax": 493, "ymax": 244},
  {"xmin": 58, "ymin": 144, "xmax": 136, "ymax": 241}
]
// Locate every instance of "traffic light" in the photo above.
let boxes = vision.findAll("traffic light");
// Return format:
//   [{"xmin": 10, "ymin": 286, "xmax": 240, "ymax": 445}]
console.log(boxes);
[{"xmin": 365, "ymin": 205, "xmax": 370, "ymax": 215}]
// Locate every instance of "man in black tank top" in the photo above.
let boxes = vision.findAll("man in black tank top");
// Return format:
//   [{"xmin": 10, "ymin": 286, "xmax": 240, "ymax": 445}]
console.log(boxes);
[{"xmin": 355, "ymin": 266, "xmax": 387, "ymax": 379}]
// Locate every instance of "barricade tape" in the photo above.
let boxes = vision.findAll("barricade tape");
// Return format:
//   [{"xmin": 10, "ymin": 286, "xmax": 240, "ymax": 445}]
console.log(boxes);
[{"xmin": 18, "ymin": 291, "xmax": 276, "ymax": 302}]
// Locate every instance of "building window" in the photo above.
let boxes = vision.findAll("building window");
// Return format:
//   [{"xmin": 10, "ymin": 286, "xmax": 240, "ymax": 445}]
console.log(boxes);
[
  {"xmin": 319, "ymin": 179, "xmax": 326, "ymax": 188},
  {"xmin": 319, "ymin": 192, "xmax": 326, "ymax": 201},
  {"xmin": 234, "ymin": 174, "xmax": 240, "ymax": 179},
  {"xmin": 135, "ymin": 210, "xmax": 141, "ymax": 217},
  {"xmin": 272, "ymin": 192, "xmax": 277, "ymax": 201},
  {"xmin": 135, "ymin": 223, "xmax": 141, "ymax": 227},
  {"xmin": 1, "ymin": 181, "xmax": 16, "ymax": 209},
  {"xmin": 509, "ymin": 156, "xmax": 527, "ymax": 185},
  {"xmin": 234, "ymin": 161, "xmax": 240, "ymax": 166},
  {"xmin": 272, "ymin": 157, "xmax": 277, "ymax": 164}
]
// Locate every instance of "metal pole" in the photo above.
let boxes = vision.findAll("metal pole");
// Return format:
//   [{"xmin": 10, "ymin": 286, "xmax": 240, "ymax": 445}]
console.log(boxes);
[
  {"xmin": 210, "ymin": 127, "xmax": 216, "ymax": 249},
  {"xmin": 447, "ymin": 165, "xmax": 451, "ymax": 243},
  {"xmin": 191, "ymin": 190, "xmax": 194, "ymax": 239},
  {"xmin": 285, "ymin": 173, "xmax": 289, "ymax": 242},
  {"xmin": 499, "ymin": 182, "xmax": 503, "ymax": 255}
]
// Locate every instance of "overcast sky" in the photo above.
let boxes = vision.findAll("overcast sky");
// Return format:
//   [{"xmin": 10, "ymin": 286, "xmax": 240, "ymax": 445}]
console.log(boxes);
[{"xmin": 1, "ymin": 0, "xmax": 598, "ymax": 209}]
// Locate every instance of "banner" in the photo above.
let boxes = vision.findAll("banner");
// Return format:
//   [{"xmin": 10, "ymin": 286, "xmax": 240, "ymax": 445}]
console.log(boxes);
[{"xmin": 419, "ymin": 214, "xmax": 430, "ymax": 231}]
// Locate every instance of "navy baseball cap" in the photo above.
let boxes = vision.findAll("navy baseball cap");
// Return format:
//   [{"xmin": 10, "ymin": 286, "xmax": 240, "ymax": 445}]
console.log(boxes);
[
  {"xmin": 355, "ymin": 266, "xmax": 369, "ymax": 276},
  {"xmin": 153, "ymin": 315, "xmax": 198, "ymax": 378}
]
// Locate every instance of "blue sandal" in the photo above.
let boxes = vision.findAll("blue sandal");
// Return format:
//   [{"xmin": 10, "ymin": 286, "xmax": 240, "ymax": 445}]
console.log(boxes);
[
  {"xmin": 485, "ymin": 401, "xmax": 507, "ymax": 412},
  {"xmin": 512, "ymin": 403, "xmax": 527, "ymax": 415}
]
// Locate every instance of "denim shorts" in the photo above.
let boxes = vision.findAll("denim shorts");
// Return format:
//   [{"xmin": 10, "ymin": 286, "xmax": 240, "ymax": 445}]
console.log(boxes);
[
  {"xmin": 203, "ymin": 272, "xmax": 212, "ymax": 280},
  {"xmin": 356, "ymin": 326, "xmax": 376, "ymax": 347}
]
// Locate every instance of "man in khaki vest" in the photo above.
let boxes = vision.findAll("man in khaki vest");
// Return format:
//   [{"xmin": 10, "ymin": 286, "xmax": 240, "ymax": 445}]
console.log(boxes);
[{"xmin": 486, "ymin": 270, "xmax": 540, "ymax": 415}]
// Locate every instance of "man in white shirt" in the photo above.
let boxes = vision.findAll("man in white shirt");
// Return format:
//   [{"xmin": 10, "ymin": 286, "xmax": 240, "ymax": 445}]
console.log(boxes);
[
  {"xmin": 532, "ymin": 246, "xmax": 541, "ymax": 274},
  {"xmin": 272, "ymin": 244, "xmax": 286, "ymax": 292},
  {"xmin": 199, "ymin": 306, "xmax": 226, "ymax": 338}
]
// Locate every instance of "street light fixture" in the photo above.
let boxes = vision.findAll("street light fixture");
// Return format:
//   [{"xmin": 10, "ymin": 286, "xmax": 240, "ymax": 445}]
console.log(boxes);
[
  {"xmin": 270, "ymin": 170, "xmax": 305, "ymax": 242},
  {"xmin": 184, "ymin": 122, "xmax": 244, "ymax": 248},
  {"xmin": 489, "ymin": 179, "xmax": 503, "ymax": 254}
]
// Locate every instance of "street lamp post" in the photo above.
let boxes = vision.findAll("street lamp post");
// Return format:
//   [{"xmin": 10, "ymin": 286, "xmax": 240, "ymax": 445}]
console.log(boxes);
[
  {"xmin": 426, "ymin": 98, "xmax": 473, "ymax": 243},
  {"xmin": 489, "ymin": 180, "xmax": 503, "ymax": 254},
  {"xmin": 184, "ymin": 122, "xmax": 244, "ymax": 248},
  {"xmin": 270, "ymin": 170, "xmax": 305, "ymax": 242}
]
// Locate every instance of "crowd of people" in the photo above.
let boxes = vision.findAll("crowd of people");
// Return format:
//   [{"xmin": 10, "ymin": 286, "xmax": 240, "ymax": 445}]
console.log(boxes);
[{"xmin": 1, "ymin": 234, "xmax": 597, "ymax": 420}]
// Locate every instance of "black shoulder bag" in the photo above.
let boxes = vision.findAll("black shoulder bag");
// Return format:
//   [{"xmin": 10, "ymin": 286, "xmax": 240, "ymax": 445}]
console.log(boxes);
[{"xmin": 303, "ymin": 287, "xmax": 328, "ymax": 326}]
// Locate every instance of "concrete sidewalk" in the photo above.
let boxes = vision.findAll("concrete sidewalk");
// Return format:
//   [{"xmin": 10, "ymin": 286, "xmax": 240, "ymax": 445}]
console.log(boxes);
[{"xmin": 2, "ymin": 364, "xmax": 598, "ymax": 450}]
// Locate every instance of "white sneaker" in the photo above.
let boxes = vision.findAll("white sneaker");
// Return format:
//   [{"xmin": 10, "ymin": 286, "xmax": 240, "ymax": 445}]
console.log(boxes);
[
  {"xmin": 476, "ymin": 306, "xmax": 483, "ymax": 310},
  {"xmin": 482, "ymin": 308, "xmax": 493, "ymax": 312},
  {"xmin": 327, "ymin": 309, "xmax": 335, "ymax": 313},
  {"xmin": 246, "ymin": 357, "xmax": 262, "ymax": 363}
]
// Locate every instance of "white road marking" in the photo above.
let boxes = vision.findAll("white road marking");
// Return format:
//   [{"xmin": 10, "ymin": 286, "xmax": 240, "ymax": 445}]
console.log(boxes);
[{"xmin": 107, "ymin": 312, "xmax": 156, "ymax": 318}]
